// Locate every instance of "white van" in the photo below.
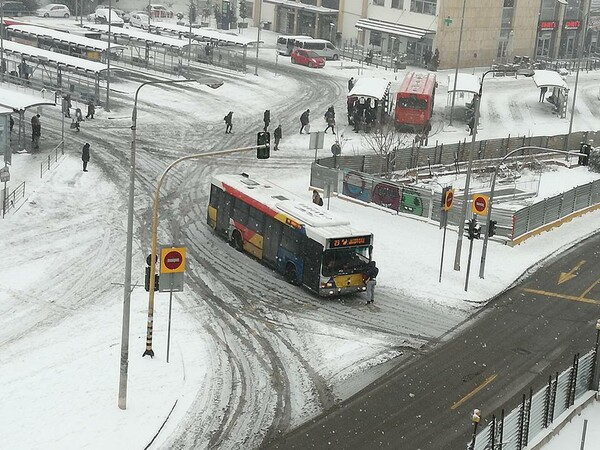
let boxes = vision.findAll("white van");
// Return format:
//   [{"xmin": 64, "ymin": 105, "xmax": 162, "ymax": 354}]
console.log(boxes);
[
  {"xmin": 277, "ymin": 35, "xmax": 312, "ymax": 56},
  {"xmin": 293, "ymin": 38, "xmax": 340, "ymax": 60}
]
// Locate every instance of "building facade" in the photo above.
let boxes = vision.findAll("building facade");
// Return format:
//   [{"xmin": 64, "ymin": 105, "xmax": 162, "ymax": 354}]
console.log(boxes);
[{"xmin": 253, "ymin": 0, "xmax": 592, "ymax": 69}]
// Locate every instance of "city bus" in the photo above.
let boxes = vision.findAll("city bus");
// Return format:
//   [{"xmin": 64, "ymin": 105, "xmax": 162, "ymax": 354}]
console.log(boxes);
[
  {"xmin": 276, "ymin": 34, "xmax": 311, "ymax": 56},
  {"xmin": 394, "ymin": 71, "xmax": 437, "ymax": 132},
  {"xmin": 207, "ymin": 173, "xmax": 374, "ymax": 297}
]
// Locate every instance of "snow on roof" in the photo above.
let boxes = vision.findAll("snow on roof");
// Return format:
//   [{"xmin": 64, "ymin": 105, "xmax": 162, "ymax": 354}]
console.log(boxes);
[
  {"xmin": 447, "ymin": 73, "xmax": 480, "ymax": 94},
  {"xmin": 7, "ymin": 24, "xmax": 126, "ymax": 52},
  {"xmin": 0, "ymin": 85, "xmax": 56, "ymax": 110},
  {"xmin": 263, "ymin": 0, "xmax": 338, "ymax": 14},
  {"xmin": 532, "ymin": 70, "xmax": 569, "ymax": 90},
  {"xmin": 348, "ymin": 78, "xmax": 391, "ymax": 99},
  {"xmin": 83, "ymin": 24, "xmax": 191, "ymax": 49},
  {"xmin": 151, "ymin": 22, "xmax": 255, "ymax": 46},
  {"xmin": 2, "ymin": 40, "xmax": 108, "ymax": 73},
  {"xmin": 355, "ymin": 18, "xmax": 435, "ymax": 40},
  {"xmin": 0, "ymin": 106, "xmax": 13, "ymax": 114}
]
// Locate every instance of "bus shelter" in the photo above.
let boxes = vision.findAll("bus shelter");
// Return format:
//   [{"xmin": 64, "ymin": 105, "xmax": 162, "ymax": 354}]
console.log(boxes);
[
  {"xmin": 0, "ymin": 85, "xmax": 56, "ymax": 153},
  {"xmin": 446, "ymin": 73, "xmax": 479, "ymax": 105},
  {"xmin": 532, "ymin": 70, "xmax": 569, "ymax": 119},
  {"xmin": 149, "ymin": 22, "xmax": 252, "ymax": 72},
  {"xmin": 83, "ymin": 23, "xmax": 196, "ymax": 75},
  {"xmin": 347, "ymin": 77, "xmax": 391, "ymax": 132},
  {"xmin": 6, "ymin": 24, "xmax": 126, "ymax": 62},
  {"xmin": 1, "ymin": 39, "xmax": 108, "ymax": 105}
]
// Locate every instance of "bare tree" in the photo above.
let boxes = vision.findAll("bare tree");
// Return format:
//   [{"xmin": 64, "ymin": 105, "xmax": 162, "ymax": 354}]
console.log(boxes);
[{"xmin": 362, "ymin": 121, "xmax": 411, "ymax": 176}]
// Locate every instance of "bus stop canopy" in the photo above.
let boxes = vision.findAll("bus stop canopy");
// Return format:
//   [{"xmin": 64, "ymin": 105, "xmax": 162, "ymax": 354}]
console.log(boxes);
[
  {"xmin": 7, "ymin": 24, "xmax": 126, "ymax": 53},
  {"xmin": 0, "ymin": 106, "xmax": 13, "ymax": 114},
  {"xmin": 83, "ymin": 24, "xmax": 192, "ymax": 50},
  {"xmin": 2, "ymin": 39, "xmax": 109, "ymax": 74},
  {"xmin": 150, "ymin": 22, "xmax": 255, "ymax": 46},
  {"xmin": 348, "ymin": 78, "xmax": 391, "ymax": 99},
  {"xmin": 447, "ymin": 73, "xmax": 480, "ymax": 94},
  {"xmin": 532, "ymin": 70, "xmax": 569, "ymax": 90},
  {"xmin": 0, "ymin": 85, "xmax": 56, "ymax": 110}
]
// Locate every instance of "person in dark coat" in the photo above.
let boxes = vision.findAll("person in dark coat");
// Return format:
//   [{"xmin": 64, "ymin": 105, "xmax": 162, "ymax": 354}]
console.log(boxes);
[
  {"xmin": 82, "ymin": 143, "xmax": 90, "ymax": 171},
  {"xmin": 364, "ymin": 261, "xmax": 379, "ymax": 304},
  {"xmin": 348, "ymin": 77, "xmax": 355, "ymax": 92},
  {"xmin": 324, "ymin": 106, "xmax": 336, "ymax": 134},
  {"xmin": 31, "ymin": 114, "xmax": 41, "ymax": 143},
  {"xmin": 312, "ymin": 189, "xmax": 323, "ymax": 206},
  {"xmin": 422, "ymin": 121, "xmax": 432, "ymax": 146},
  {"xmin": 63, "ymin": 94, "xmax": 72, "ymax": 118},
  {"xmin": 299, "ymin": 109, "xmax": 310, "ymax": 134},
  {"xmin": 263, "ymin": 109, "xmax": 270, "ymax": 132},
  {"xmin": 224, "ymin": 111, "xmax": 233, "ymax": 134},
  {"xmin": 539, "ymin": 86, "xmax": 548, "ymax": 102},
  {"xmin": 468, "ymin": 115, "xmax": 475, "ymax": 136},
  {"xmin": 86, "ymin": 101, "xmax": 95, "ymax": 119},
  {"xmin": 273, "ymin": 124, "xmax": 282, "ymax": 151}
]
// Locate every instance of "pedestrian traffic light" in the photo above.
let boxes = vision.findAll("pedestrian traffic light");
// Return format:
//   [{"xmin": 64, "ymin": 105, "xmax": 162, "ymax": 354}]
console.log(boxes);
[
  {"xmin": 488, "ymin": 220, "xmax": 497, "ymax": 237},
  {"xmin": 144, "ymin": 267, "xmax": 159, "ymax": 292},
  {"xmin": 257, "ymin": 132, "xmax": 270, "ymax": 159}
]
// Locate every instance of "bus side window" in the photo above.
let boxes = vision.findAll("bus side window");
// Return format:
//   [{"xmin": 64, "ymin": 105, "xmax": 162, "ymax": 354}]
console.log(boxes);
[
  {"xmin": 209, "ymin": 185, "xmax": 221, "ymax": 207},
  {"xmin": 281, "ymin": 226, "xmax": 300, "ymax": 254},
  {"xmin": 233, "ymin": 198, "xmax": 249, "ymax": 225},
  {"xmin": 248, "ymin": 207, "xmax": 265, "ymax": 235}
]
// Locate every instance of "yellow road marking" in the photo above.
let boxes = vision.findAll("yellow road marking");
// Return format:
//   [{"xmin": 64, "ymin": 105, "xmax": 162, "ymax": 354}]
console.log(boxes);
[
  {"xmin": 451, "ymin": 374, "xmax": 497, "ymax": 410},
  {"xmin": 522, "ymin": 288, "xmax": 600, "ymax": 305},
  {"xmin": 580, "ymin": 277, "xmax": 600, "ymax": 300},
  {"xmin": 557, "ymin": 260, "xmax": 586, "ymax": 285}
]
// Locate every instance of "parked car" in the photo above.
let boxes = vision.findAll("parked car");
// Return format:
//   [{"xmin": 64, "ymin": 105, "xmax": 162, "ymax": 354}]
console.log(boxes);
[
  {"xmin": 88, "ymin": 8, "xmax": 124, "ymax": 26},
  {"xmin": 0, "ymin": 1, "xmax": 29, "ymax": 16},
  {"xmin": 290, "ymin": 48, "xmax": 325, "ymax": 68},
  {"xmin": 37, "ymin": 3, "xmax": 70, "ymax": 17},
  {"xmin": 129, "ymin": 12, "xmax": 150, "ymax": 29},
  {"xmin": 148, "ymin": 4, "xmax": 173, "ymax": 18}
]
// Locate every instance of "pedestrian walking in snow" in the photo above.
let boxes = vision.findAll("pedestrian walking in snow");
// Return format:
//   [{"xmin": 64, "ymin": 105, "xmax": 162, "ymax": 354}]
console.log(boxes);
[
  {"xmin": 363, "ymin": 261, "xmax": 379, "ymax": 304},
  {"xmin": 324, "ymin": 106, "xmax": 336, "ymax": 134},
  {"xmin": 348, "ymin": 77, "xmax": 355, "ymax": 92},
  {"xmin": 86, "ymin": 101, "xmax": 95, "ymax": 119},
  {"xmin": 299, "ymin": 109, "xmax": 310, "ymax": 134},
  {"xmin": 63, "ymin": 94, "xmax": 72, "ymax": 118},
  {"xmin": 273, "ymin": 124, "xmax": 282, "ymax": 151},
  {"xmin": 263, "ymin": 109, "xmax": 270, "ymax": 132},
  {"xmin": 224, "ymin": 111, "xmax": 233, "ymax": 134},
  {"xmin": 82, "ymin": 143, "xmax": 90, "ymax": 172}
]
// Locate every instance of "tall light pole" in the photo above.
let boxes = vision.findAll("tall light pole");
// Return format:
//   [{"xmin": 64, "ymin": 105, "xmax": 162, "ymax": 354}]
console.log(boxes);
[
  {"xmin": 1, "ymin": 0, "xmax": 5, "ymax": 83},
  {"xmin": 468, "ymin": 409, "xmax": 481, "ymax": 450},
  {"xmin": 254, "ymin": 0, "xmax": 263, "ymax": 77},
  {"xmin": 119, "ymin": 77, "xmax": 223, "ymax": 407},
  {"xmin": 106, "ymin": 0, "xmax": 112, "ymax": 112},
  {"xmin": 568, "ymin": 10, "xmax": 590, "ymax": 136},
  {"xmin": 142, "ymin": 145, "xmax": 265, "ymax": 358},
  {"xmin": 478, "ymin": 146, "xmax": 582, "ymax": 279},
  {"xmin": 454, "ymin": 68, "xmax": 534, "ymax": 271},
  {"xmin": 553, "ymin": 0, "xmax": 568, "ymax": 60},
  {"xmin": 449, "ymin": 0, "xmax": 467, "ymax": 126}
]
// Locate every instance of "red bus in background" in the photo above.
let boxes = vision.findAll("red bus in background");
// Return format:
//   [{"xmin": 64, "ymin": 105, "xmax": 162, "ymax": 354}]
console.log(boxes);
[{"xmin": 394, "ymin": 72, "xmax": 437, "ymax": 132}]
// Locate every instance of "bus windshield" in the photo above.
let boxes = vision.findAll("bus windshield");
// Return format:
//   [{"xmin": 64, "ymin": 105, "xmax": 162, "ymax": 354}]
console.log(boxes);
[
  {"xmin": 398, "ymin": 95, "xmax": 428, "ymax": 110},
  {"xmin": 322, "ymin": 247, "xmax": 370, "ymax": 277}
]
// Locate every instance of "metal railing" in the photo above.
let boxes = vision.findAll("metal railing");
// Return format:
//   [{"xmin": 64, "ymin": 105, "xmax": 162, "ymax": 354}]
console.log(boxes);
[
  {"xmin": 474, "ymin": 349, "xmax": 596, "ymax": 450},
  {"xmin": 40, "ymin": 142, "xmax": 65, "ymax": 178},
  {"xmin": 2, "ymin": 181, "xmax": 26, "ymax": 217}
]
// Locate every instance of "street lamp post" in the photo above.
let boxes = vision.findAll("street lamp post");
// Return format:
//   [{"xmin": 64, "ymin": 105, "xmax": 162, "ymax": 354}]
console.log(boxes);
[
  {"xmin": 106, "ymin": 0, "xmax": 112, "ymax": 112},
  {"xmin": 454, "ymin": 68, "xmax": 534, "ymax": 271},
  {"xmin": 591, "ymin": 319, "xmax": 600, "ymax": 391},
  {"xmin": 553, "ymin": 0, "xmax": 568, "ymax": 60},
  {"xmin": 449, "ymin": 0, "xmax": 467, "ymax": 126},
  {"xmin": 142, "ymin": 145, "xmax": 266, "ymax": 358},
  {"xmin": 1, "ymin": 0, "xmax": 5, "ymax": 83},
  {"xmin": 478, "ymin": 146, "xmax": 583, "ymax": 279},
  {"xmin": 254, "ymin": 0, "xmax": 263, "ymax": 76},
  {"xmin": 118, "ymin": 78, "xmax": 223, "ymax": 409},
  {"xmin": 468, "ymin": 409, "xmax": 481, "ymax": 450},
  {"xmin": 568, "ymin": 11, "xmax": 590, "ymax": 136}
]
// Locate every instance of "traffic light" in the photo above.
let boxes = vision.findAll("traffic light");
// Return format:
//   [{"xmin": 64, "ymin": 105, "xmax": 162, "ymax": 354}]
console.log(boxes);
[
  {"xmin": 257, "ymin": 132, "xmax": 270, "ymax": 159},
  {"xmin": 466, "ymin": 218, "xmax": 481, "ymax": 240},
  {"xmin": 488, "ymin": 220, "xmax": 497, "ymax": 237},
  {"xmin": 144, "ymin": 267, "xmax": 159, "ymax": 292}
]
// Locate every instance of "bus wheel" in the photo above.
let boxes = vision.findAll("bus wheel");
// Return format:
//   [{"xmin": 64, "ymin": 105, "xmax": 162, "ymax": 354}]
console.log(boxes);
[
  {"xmin": 231, "ymin": 231, "xmax": 244, "ymax": 252},
  {"xmin": 285, "ymin": 263, "xmax": 298, "ymax": 285}
]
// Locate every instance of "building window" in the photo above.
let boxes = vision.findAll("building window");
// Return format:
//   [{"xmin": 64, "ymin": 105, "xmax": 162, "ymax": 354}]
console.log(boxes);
[
  {"xmin": 392, "ymin": 0, "xmax": 402, "ymax": 8},
  {"xmin": 322, "ymin": 0, "xmax": 339, "ymax": 9},
  {"xmin": 373, "ymin": 0, "xmax": 385, "ymax": 6},
  {"xmin": 410, "ymin": 0, "xmax": 436, "ymax": 15},
  {"xmin": 369, "ymin": 31, "xmax": 382, "ymax": 47}
]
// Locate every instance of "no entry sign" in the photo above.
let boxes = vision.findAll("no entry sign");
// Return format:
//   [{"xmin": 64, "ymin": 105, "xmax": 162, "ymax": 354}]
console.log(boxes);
[
  {"xmin": 160, "ymin": 247, "xmax": 186, "ymax": 274},
  {"xmin": 471, "ymin": 194, "xmax": 489, "ymax": 216},
  {"xmin": 442, "ymin": 188, "xmax": 454, "ymax": 211}
]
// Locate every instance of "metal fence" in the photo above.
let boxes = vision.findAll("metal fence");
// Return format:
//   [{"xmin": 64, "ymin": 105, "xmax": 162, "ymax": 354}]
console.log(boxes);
[
  {"xmin": 2, "ymin": 181, "xmax": 26, "ymax": 218},
  {"xmin": 311, "ymin": 131, "xmax": 600, "ymax": 244},
  {"xmin": 40, "ymin": 142, "xmax": 65, "ymax": 178},
  {"xmin": 474, "ymin": 349, "xmax": 596, "ymax": 450}
]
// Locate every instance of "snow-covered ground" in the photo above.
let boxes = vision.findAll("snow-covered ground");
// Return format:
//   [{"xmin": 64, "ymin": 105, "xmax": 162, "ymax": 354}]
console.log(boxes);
[{"xmin": 1, "ymin": 22, "xmax": 600, "ymax": 449}]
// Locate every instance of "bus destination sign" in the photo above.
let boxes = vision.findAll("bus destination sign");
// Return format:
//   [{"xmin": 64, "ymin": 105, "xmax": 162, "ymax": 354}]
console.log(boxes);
[{"xmin": 331, "ymin": 235, "xmax": 372, "ymax": 248}]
